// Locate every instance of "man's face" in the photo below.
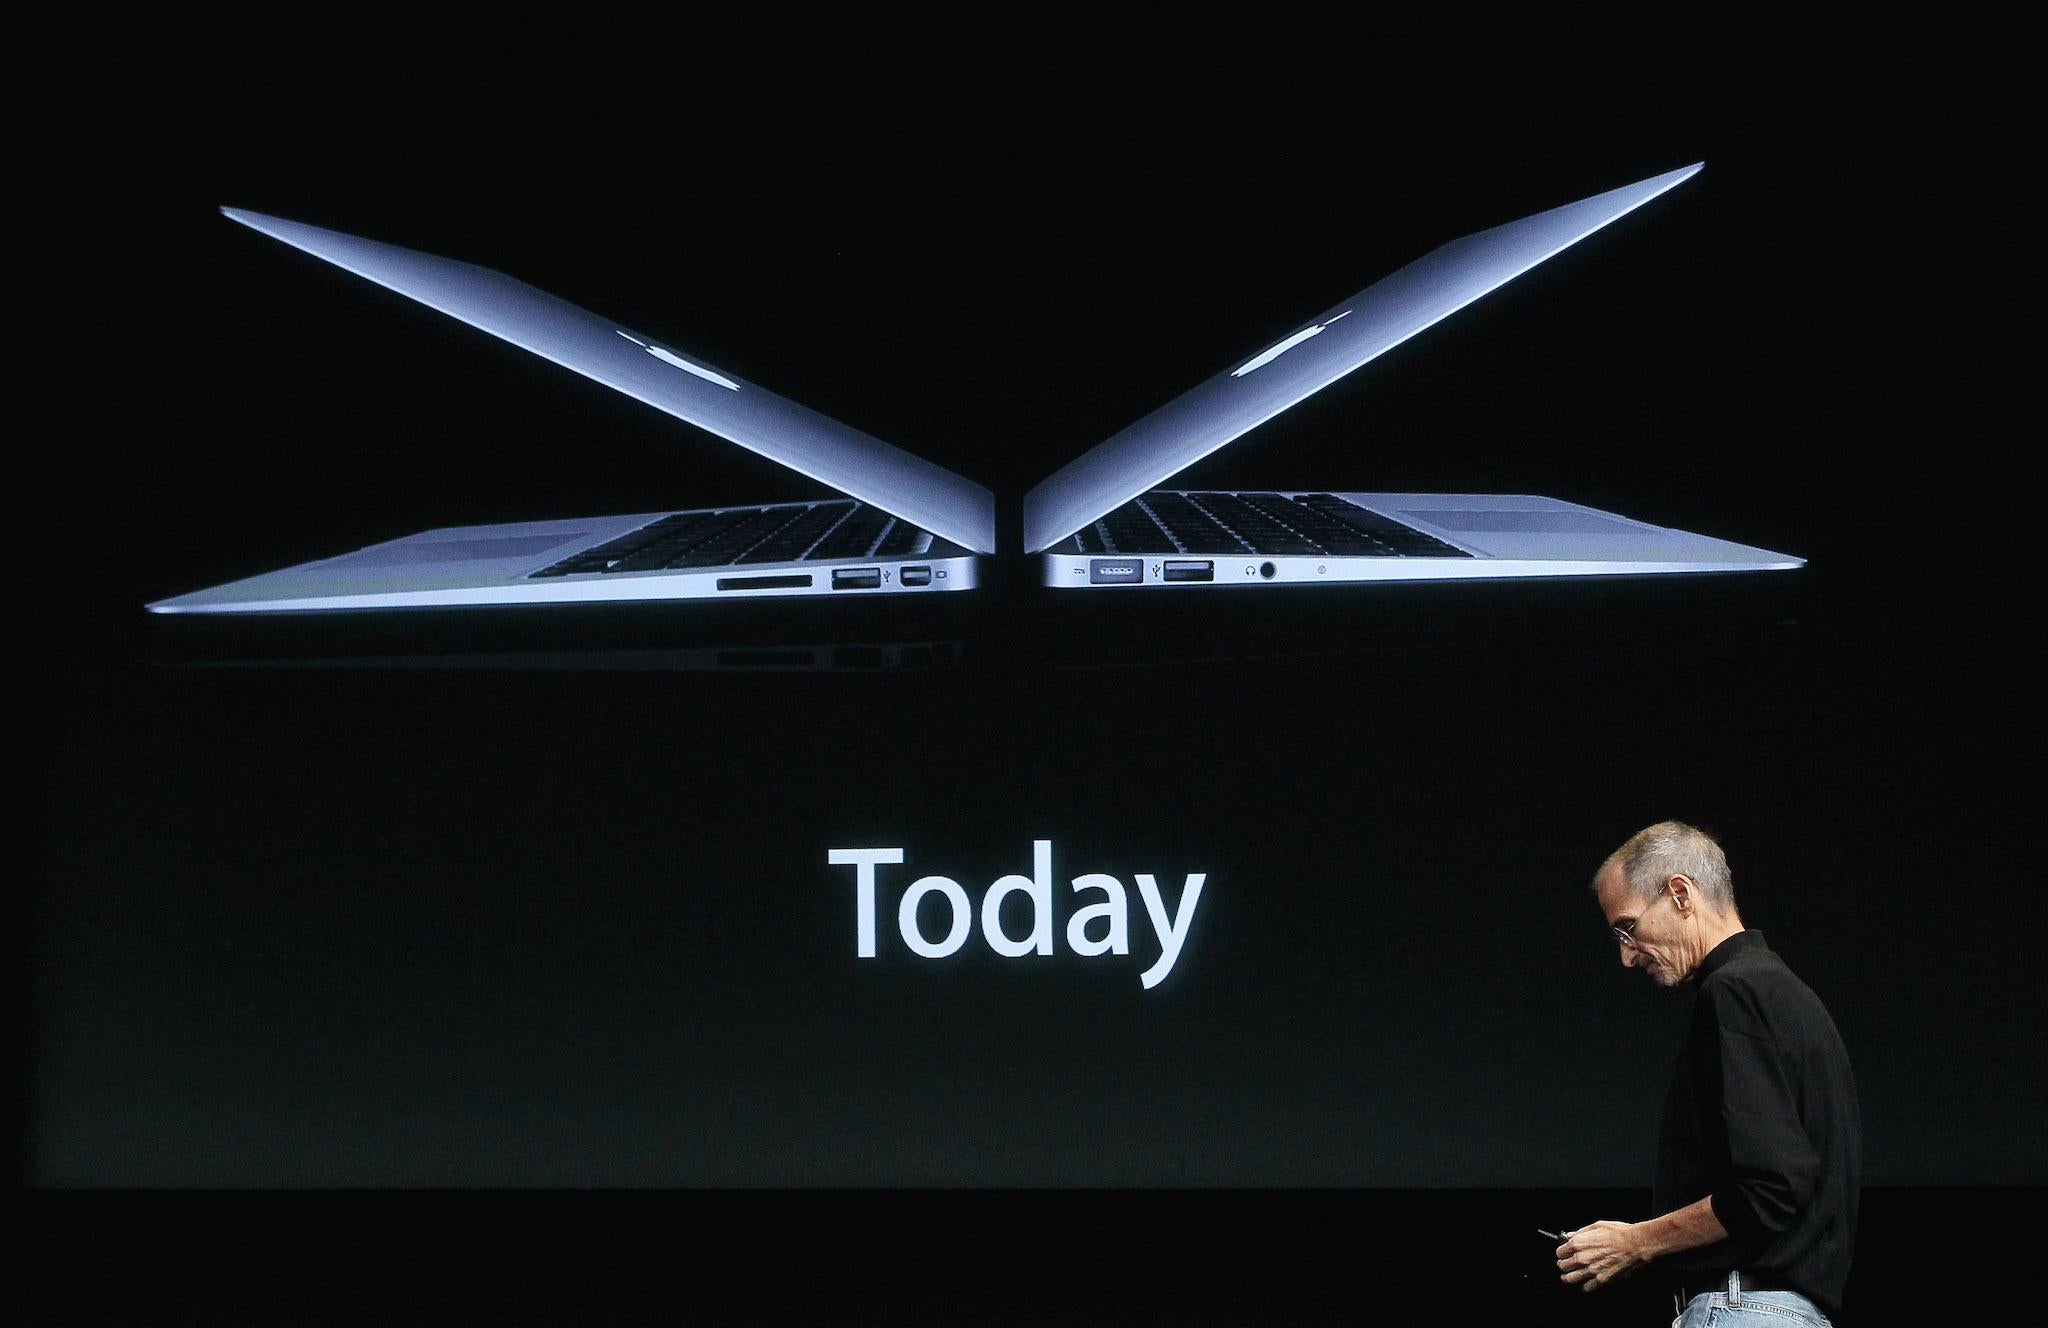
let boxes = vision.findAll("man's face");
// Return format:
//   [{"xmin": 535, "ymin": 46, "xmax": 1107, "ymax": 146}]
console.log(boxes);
[{"xmin": 1595, "ymin": 864, "xmax": 1689, "ymax": 988}]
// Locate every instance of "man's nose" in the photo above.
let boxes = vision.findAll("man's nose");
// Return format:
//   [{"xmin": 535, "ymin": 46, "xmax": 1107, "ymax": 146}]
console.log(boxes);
[{"xmin": 1618, "ymin": 942, "xmax": 1636, "ymax": 969}]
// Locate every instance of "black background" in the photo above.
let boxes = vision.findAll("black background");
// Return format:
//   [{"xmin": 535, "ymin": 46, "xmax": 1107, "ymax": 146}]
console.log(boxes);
[{"xmin": 27, "ymin": 27, "xmax": 2038, "ymax": 1324}]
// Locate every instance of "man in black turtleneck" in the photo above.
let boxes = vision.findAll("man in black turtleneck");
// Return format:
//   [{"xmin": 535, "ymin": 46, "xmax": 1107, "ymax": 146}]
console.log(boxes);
[{"xmin": 1556, "ymin": 821, "xmax": 1860, "ymax": 1326}]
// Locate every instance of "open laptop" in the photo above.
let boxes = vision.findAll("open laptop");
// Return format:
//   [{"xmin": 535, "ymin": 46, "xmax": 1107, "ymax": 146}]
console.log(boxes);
[
  {"xmin": 149, "ymin": 163, "xmax": 1796, "ymax": 614},
  {"xmin": 147, "ymin": 212, "xmax": 997, "ymax": 613},
  {"xmin": 1028, "ymin": 162, "xmax": 1801, "ymax": 588}
]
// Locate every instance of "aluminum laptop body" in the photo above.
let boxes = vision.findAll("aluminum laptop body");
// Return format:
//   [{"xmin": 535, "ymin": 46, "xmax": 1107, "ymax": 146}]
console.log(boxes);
[
  {"xmin": 148, "ymin": 212, "xmax": 995, "ymax": 614},
  {"xmin": 1026, "ymin": 164, "xmax": 1803, "ymax": 589},
  {"xmin": 152, "ymin": 164, "xmax": 1799, "ymax": 615}
]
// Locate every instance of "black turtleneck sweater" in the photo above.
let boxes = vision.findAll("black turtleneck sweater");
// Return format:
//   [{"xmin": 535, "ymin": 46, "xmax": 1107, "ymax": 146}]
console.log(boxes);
[{"xmin": 1652, "ymin": 929, "xmax": 1861, "ymax": 1319}]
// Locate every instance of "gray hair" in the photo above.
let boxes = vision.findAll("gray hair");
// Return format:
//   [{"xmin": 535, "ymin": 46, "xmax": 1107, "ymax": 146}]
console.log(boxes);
[{"xmin": 1596, "ymin": 821, "xmax": 1737, "ymax": 913}]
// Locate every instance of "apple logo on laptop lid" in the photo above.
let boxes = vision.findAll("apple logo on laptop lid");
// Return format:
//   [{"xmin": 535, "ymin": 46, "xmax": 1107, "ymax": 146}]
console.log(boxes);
[
  {"xmin": 1231, "ymin": 310, "xmax": 1353, "ymax": 378},
  {"xmin": 616, "ymin": 330, "xmax": 741, "ymax": 391}
]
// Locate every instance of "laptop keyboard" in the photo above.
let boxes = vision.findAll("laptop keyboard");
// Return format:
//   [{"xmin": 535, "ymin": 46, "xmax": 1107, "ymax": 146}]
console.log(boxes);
[
  {"xmin": 529, "ymin": 501, "xmax": 934, "ymax": 577},
  {"xmin": 1061, "ymin": 493, "xmax": 1471, "ymax": 558}
]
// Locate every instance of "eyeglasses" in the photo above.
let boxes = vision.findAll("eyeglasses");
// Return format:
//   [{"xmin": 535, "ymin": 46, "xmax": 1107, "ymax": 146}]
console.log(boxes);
[{"xmin": 1610, "ymin": 881, "xmax": 1675, "ymax": 949}]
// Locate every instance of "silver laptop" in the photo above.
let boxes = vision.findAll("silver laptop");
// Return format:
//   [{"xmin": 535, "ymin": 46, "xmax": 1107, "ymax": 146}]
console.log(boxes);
[
  {"xmin": 1029, "ymin": 162, "xmax": 1801, "ymax": 588},
  {"xmin": 147, "ymin": 211, "xmax": 996, "ymax": 613},
  {"xmin": 150, "ymin": 163, "xmax": 1796, "ymax": 614}
]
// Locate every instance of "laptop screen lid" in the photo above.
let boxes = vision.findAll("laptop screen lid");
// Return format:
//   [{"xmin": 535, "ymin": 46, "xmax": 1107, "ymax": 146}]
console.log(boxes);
[
  {"xmin": 220, "ymin": 208, "xmax": 999, "ymax": 554},
  {"xmin": 1019, "ymin": 163, "xmax": 1703, "ymax": 553}
]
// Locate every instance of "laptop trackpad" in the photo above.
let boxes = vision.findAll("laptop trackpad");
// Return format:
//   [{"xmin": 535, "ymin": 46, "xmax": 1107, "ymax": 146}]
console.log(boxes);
[
  {"xmin": 324, "ymin": 534, "xmax": 590, "ymax": 567},
  {"xmin": 1399, "ymin": 509, "xmax": 1641, "ymax": 535}
]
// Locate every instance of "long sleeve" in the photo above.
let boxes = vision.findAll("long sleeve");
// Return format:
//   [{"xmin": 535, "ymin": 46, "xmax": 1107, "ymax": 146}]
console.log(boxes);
[
  {"xmin": 1650, "ymin": 933, "xmax": 1860, "ymax": 1320},
  {"xmin": 1705, "ymin": 1018, "xmax": 1822, "ymax": 1240}
]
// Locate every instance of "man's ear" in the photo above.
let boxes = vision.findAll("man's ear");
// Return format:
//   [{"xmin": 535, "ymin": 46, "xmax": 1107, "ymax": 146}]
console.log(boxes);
[{"xmin": 1668, "ymin": 874, "xmax": 1697, "ymax": 912}]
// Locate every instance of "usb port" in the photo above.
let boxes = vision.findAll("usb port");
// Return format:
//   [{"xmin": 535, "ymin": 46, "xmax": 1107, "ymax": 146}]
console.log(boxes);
[
  {"xmin": 1164, "ymin": 560, "xmax": 1214, "ymax": 582},
  {"xmin": 901, "ymin": 565, "xmax": 931, "ymax": 586},
  {"xmin": 832, "ymin": 568, "xmax": 882, "ymax": 590},
  {"xmin": 1089, "ymin": 559, "xmax": 1144, "ymax": 584}
]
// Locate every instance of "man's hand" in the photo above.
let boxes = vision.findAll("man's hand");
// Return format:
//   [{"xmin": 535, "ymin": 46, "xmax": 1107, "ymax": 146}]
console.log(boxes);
[{"xmin": 1555, "ymin": 1221, "xmax": 1651, "ymax": 1293}]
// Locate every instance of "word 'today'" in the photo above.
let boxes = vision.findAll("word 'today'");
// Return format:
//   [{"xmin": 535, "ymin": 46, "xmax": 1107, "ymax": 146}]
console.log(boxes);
[{"xmin": 828, "ymin": 841, "xmax": 1206, "ymax": 989}]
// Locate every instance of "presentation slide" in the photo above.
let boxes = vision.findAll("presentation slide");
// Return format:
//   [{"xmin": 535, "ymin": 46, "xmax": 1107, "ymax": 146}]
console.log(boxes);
[{"xmin": 29, "ymin": 41, "xmax": 2032, "ymax": 1325}]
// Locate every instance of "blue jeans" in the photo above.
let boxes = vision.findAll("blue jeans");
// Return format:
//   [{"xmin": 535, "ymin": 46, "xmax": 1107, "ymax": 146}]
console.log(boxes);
[{"xmin": 1673, "ymin": 1271, "xmax": 1833, "ymax": 1327}]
